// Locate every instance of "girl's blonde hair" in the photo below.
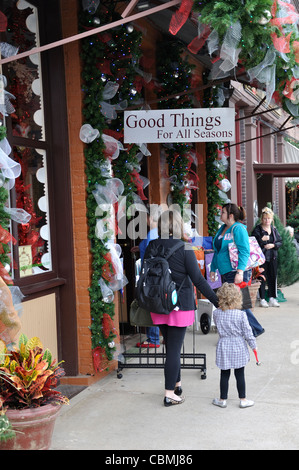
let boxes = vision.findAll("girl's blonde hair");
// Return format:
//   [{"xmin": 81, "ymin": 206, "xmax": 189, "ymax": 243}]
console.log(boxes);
[{"xmin": 217, "ymin": 282, "xmax": 243, "ymax": 311}]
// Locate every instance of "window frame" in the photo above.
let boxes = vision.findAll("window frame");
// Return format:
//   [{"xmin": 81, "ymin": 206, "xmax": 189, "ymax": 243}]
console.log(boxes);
[{"xmin": 2, "ymin": 0, "xmax": 69, "ymax": 296}]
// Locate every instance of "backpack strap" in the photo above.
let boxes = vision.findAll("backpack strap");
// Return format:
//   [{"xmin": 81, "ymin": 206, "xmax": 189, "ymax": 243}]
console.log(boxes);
[
  {"xmin": 165, "ymin": 240, "xmax": 187, "ymax": 296},
  {"xmin": 165, "ymin": 240, "xmax": 185, "ymax": 260}
]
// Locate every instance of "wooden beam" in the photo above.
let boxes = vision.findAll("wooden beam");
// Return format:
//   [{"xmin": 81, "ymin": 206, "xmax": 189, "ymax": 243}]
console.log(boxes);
[
  {"xmin": 253, "ymin": 163, "xmax": 299, "ymax": 177},
  {"xmin": 121, "ymin": 0, "xmax": 139, "ymax": 18},
  {"xmin": 0, "ymin": 0, "xmax": 181, "ymax": 65}
]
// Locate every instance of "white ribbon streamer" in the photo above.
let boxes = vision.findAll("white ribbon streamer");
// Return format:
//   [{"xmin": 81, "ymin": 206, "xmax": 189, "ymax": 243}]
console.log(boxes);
[
  {"xmin": 82, "ymin": 0, "xmax": 100, "ymax": 14},
  {"xmin": 102, "ymin": 81, "xmax": 119, "ymax": 100},
  {"xmin": 0, "ymin": 137, "xmax": 11, "ymax": 155},
  {"xmin": 0, "ymin": 43, "xmax": 19, "ymax": 58},
  {"xmin": 219, "ymin": 21, "xmax": 242, "ymax": 73},
  {"xmin": 4, "ymin": 207, "xmax": 31, "ymax": 224},
  {"xmin": 79, "ymin": 123, "xmax": 100, "ymax": 143},
  {"xmin": 207, "ymin": 29, "xmax": 219, "ymax": 56},
  {"xmin": 0, "ymin": 148, "xmax": 21, "ymax": 180},
  {"xmin": 102, "ymin": 133, "xmax": 124, "ymax": 160},
  {"xmin": 99, "ymin": 100, "xmax": 128, "ymax": 119}
]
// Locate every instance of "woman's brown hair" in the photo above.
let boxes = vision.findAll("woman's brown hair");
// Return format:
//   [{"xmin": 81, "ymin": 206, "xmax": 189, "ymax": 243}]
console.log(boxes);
[{"xmin": 223, "ymin": 203, "xmax": 246, "ymax": 222}]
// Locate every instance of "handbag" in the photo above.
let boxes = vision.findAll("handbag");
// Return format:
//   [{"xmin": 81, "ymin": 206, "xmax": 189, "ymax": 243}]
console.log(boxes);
[
  {"xmin": 228, "ymin": 226, "xmax": 265, "ymax": 271},
  {"xmin": 129, "ymin": 299, "xmax": 153, "ymax": 327},
  {"xmin": 240, "ymin": 286, "xmax": 252, "ymax": 310}
]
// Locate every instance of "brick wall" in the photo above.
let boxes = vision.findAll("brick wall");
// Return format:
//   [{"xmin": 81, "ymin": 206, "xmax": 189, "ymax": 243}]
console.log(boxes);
[
  {"xmin": 60, "ymin": 0, "xmax": 94, "ymax": 378},
  {"xmin": 60, "ymin": 0, "xmax": 120, "ymax": 384}
]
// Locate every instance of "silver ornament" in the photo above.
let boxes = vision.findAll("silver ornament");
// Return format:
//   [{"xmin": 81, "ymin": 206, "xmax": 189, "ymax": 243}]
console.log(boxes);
[
  {"xmin": 108, "ymin": 341, "xmax": 115, "ymax": 348},
  {"xmin": 258, "ymin": 10, "xmax": 271, "ymax": 25}
]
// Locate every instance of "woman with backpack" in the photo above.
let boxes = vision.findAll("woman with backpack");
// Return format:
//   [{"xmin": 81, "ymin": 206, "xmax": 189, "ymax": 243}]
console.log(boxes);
[{"xmin": 143, "ymin": 209, "xmax": 219, "ymax": 407}]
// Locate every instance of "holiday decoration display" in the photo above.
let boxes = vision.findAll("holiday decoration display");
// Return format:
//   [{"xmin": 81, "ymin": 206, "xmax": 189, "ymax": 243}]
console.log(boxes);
[
  {"xmin": 79, "ymin": 2, "xmax": 152, "ymax": 371},
  {"xmin": 174, "ymin": 0, "xmax": 299, "ymax": 235},
  {"xmin": 202, "ymin": 77, "xmax": 231, "ymax": 235},
  {"xmin": 156, "ymin": 40, "xmax": 197, "ymax": 210},
  {"xmin": 0, "ymin": 126, "xmax": 19, "ymax": 285},
  {"xmin": 167, "ymin": 1, "xmax": 299, "ymax": 119},
  {"xmin": 287, "ymin": 203, "xmax": 299, "ymax": 232}
]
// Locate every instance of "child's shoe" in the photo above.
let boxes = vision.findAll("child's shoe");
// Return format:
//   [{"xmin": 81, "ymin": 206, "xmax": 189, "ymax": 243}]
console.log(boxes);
[
  {"xmin": 239, "ymin": 399, "xmax": 254, "ymax": 408},
  {"xmin": 212, "ymin": 398, "xmax": 227, "ymax": 408},
  {"xmin": 259, "ymin": 299, "xmax": 269, "ymax": 308}
]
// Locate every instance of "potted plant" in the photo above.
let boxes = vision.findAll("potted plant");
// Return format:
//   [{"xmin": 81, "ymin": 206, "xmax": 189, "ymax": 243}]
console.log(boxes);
[{"xmin": 0, "ymin": 334, "xmax": 69, "ymax": 450}]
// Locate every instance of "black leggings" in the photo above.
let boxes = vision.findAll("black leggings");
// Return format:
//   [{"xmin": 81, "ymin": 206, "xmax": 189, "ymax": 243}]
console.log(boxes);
[
  {"xmin": 220, "ymin": 367, "xmax": 246, "ymax": 400},
  {"xmin": 159, "ymin": 324, "xmax": 186, "ymax": 390},
  {"xmin": 259, "ymin": 259, "xmax": 278, "ymax": 299}
]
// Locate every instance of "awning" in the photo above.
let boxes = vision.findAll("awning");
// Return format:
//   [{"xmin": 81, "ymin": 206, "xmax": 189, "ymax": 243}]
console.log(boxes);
[
  {"xmin": 252, "ymin": 140, "xmax": 299, "ymax": 179},
  {"xmin": 253, "ymin": 140, "xmax": 299, "ymax": 179},
  {"xmin": 253, "ymin": 162, "xmax": 299, "ymax": 177},
  {"xmin": 284, "ymin": 140, "xmax": 299, "ymax": 182}
]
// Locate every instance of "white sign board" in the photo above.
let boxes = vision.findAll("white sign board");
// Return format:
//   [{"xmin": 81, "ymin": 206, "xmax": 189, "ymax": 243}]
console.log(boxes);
[{"xmin": 124, "ymin": 108, "xmax": 235, "ymax": 143}]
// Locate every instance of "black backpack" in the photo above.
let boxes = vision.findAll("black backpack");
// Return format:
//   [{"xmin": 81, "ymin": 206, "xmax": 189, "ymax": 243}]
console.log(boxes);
[{"xmin": 136, "ymin": 240, "xmax": 185, "ymax": 315}]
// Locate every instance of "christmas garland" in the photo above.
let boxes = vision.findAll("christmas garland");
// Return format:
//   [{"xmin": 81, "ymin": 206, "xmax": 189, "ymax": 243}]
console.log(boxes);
[
  {"xmin": 202, "ymin": 78, "xmax": 230, "ymax": 236},
  {"xmin": 155, "ymin": 38, "xmax": 229, "ymax": 233},
  {"xmin": 79, "ymin": 4, "xmax": 149, "ymax": 372},
  {"xmin": 0, "ymin": 127, "xmax": 12, "ymax": 283},
  {"xmin": 169, "ymin": 0, "xmax": 299, "ymax": 118},
  {"xmin": 191, "ymin": 0, "xmax": 299, "ymax": 118},
  {"xmin": 156, "ymin": 40, "xmax": 196, "ymax": 210}
]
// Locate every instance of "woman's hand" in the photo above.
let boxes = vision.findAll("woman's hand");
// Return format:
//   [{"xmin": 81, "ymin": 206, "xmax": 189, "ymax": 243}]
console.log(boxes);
[
  {"xmin": 264, "ymin": 243, "xmax": 275, "ymax": 250},
  {"xmin": 234, "ymin": 271, "xmax": 244, "ymax": 284}
]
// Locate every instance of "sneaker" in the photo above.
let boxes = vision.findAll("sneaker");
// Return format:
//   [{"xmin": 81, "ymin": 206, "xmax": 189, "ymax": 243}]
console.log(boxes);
[
  {"xmin": 268, "ymin": 297, "xmax": 280, "ymax": 307},
  {"xmin": 239, "ymin": 399, "xmax": 254, "ymax": 408},
  {"xmin": 212, "ymin": 398, "xmax": 227, "ymax": 408},
  {"xmin": 259, "ymin": 299, "xmax": 269, "ymax": 308}
]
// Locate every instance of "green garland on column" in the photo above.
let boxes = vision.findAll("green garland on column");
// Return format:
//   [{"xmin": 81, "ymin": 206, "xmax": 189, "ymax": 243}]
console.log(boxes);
[
  {"xmin": 0, "ymin": 126, "xmax": 11, "ymax": 271},
  {"xmin": 79, "ymin": 5, "xmax": 146, "ymax": 371},
  {"xmin": 156, "ymin": 40, "xmax": 195, "ymax": 211},
  {"xmin": 202, "ymin": 75, "xmax": 229, "ymax": 236}
]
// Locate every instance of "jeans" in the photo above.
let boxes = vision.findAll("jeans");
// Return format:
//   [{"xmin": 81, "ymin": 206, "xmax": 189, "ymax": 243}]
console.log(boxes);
[
  {"xmin": 146, "ymin": 326, "xmax": 160, "ymax": 345},
  {"xmin": 222, "ymin": 270, "xmax": 264, "ymax": 337}
]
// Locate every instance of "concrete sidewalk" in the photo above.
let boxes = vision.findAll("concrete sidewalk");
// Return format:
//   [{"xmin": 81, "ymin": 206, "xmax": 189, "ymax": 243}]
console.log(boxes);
[{"xmin": 51, "ymin": 282, "xmax": 299, "ymax": 450}]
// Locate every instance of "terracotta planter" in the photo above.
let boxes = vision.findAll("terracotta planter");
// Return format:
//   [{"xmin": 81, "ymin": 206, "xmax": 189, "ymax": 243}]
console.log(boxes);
[
  {"xmin": 0, "ymin": 404, "xmax": 61, "ymax": 450},
  {"xmin": 248, "ymin": 281, "xmax": 261, "ymax": 310}
]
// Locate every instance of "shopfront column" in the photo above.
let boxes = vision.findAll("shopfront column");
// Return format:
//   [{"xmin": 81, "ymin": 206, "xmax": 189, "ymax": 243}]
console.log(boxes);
[{"xmin": 244, "ymin": 115, "xmax": 258, "ymax": 230}]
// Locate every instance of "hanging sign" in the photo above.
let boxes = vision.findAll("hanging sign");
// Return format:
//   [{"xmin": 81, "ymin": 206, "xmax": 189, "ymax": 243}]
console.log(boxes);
[{"xmin": 124, "ymin": 107, "xmax": 235, "ymax": 143}]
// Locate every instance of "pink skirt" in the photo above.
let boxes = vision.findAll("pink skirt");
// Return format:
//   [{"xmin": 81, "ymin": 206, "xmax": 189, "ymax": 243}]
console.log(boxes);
[{"xmin": 151, "ymin": 310, "xmax": 194, "ymax": 327}]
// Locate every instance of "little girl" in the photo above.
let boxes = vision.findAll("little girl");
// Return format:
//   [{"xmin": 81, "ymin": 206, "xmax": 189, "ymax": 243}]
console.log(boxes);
[{"xmin": 212, "ymin": 283, "xmax": 257, "ymax": 408}]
